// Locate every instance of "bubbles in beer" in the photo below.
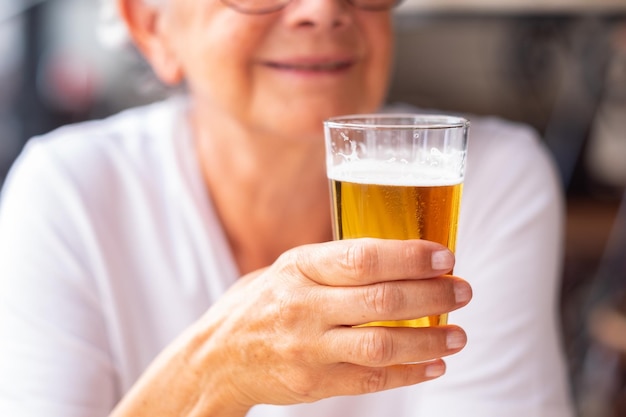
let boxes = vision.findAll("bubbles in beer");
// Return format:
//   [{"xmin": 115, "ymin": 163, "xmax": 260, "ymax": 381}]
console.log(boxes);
[
  {"xmin": 328, "ymin": 159, "xmax": 463, "ymax": 187},
  {"xmin": 329, "ymin": 175, "xmax": 462, "ymax": 249},
  {"xmin": 329, "ymin": 173, "xmax": 463, "ymax": 328}
]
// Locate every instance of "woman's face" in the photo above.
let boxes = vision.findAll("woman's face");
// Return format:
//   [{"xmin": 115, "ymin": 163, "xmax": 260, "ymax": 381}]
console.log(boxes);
[{"xmin": 160, "ymin": 0, "xmax": 393, "ymax": 138}]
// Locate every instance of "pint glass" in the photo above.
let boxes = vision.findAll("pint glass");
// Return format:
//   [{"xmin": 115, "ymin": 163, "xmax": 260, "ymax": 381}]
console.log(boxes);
[{"xmin": 323, "ymin": 114, "xmax": 469, "ymax": 328}]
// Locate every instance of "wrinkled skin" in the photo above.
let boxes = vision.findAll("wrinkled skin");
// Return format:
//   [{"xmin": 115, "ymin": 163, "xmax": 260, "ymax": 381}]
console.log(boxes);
[
  {"xmin": 111, "ymin": 0, "xmax": 473, "ymax": 416},
  {"xmin": 113, "ymin": 239, "xmax": 470, "ymax": 417}
]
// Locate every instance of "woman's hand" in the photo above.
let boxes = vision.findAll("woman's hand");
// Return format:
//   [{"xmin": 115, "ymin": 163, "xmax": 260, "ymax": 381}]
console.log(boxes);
[{"xmin": 112, "ymin": 238, "xmax": 471, "ymax": 417}]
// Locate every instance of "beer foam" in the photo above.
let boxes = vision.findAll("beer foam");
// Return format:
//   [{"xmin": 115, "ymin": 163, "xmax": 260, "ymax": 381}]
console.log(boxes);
[{"xmin": 327, "ymin": 159, "xmax": 463, "ymax": 186}]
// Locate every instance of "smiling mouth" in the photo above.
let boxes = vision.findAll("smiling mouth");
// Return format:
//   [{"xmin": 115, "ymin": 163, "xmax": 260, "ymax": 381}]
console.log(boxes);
[{"xmin": 264, "ymin": 60, "xmax": 353, "ymax": 72}]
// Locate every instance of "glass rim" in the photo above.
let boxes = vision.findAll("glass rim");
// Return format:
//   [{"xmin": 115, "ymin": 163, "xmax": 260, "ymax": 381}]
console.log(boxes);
[{"xmin": 324, "ymin": 113, "xmax": 470, "ymax": 130}]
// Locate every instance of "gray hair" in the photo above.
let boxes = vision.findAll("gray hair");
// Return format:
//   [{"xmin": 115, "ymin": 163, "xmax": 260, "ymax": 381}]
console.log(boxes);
[
  {"xmin": 97, "ymin": 0, "xmax": 165, "ymax": 49},
  {"xmin": 96, "ymin": 0, "xmax": 178, "ymax": 101},
  {"xmin": 97, "ymin": 0, "xmax": 128, "ymax": 49}
]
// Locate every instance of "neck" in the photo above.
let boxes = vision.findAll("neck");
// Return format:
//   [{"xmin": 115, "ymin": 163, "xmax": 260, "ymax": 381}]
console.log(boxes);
[{"xmin": 191, "ymin": 109, "xmax": 333, "ymax": 275}]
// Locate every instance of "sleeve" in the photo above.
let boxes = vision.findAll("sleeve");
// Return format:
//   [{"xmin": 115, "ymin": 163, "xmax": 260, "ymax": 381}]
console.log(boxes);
[
  {"xmin": 413, "ymin": 120, "xmax": 575, "ymax": 416},
  {"xmin": 0, "ymin": 140, "xmax": 118, "ymax": 416}
]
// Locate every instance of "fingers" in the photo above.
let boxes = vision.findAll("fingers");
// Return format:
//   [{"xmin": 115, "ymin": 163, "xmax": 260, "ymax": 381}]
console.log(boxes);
[
  {"xmin": 321, "ymin": 325, "xmax": 467, "ymax": 367},
  {"xmin": 347, "ymin": 359, "xmax": 447, "ymax": 394},
  {"xmin": 320, "ymin": 276, "xmax": 471, "ymax": 326},
  {"xmin": 240, "ymin": 238, "xmax": 471, "ymax": 402},
  {"xmin": 297, "ymin": 359, "xmax": 448, "ymax": 399},
  {"xmin": 278, "ymin": 238, "xmax": 454, "ymax": 287}
]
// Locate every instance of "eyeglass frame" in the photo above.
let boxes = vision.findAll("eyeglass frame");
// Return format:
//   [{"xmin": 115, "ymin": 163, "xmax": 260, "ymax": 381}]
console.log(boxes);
[{"xmin": 221, "ymin": 0, "xmax": 405, "ymax": 15}]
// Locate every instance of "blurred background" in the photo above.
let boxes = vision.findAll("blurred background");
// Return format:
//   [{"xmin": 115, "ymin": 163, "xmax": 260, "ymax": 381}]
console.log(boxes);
[{"xmin": 1, "ymin": 0, "xmax": 625, "ymax": 415}]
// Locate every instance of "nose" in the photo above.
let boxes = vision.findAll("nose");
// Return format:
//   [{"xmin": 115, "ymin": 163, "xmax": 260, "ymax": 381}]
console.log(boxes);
[{"xmin": 283, "ymin": 0, "xmax": 353, "ymax": 30}]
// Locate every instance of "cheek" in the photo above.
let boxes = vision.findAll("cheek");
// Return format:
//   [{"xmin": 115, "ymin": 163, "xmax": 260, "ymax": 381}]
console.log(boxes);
[
  {"xmin": 179, "ymin": 14, "xmax": 271, "ymax": 110},
  {"xmin": 370, "ymin": 21, "xmax": 394, "ymax": 77},
  {"xmin": 358, "ymin": 17, "xmax": 394, "ymax": 111}
]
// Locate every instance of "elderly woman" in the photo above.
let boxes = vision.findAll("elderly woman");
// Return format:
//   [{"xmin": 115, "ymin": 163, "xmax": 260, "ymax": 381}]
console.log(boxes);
[{"xmin": 0, "ymin": 0, "xmax": 573, "ymax": 416}]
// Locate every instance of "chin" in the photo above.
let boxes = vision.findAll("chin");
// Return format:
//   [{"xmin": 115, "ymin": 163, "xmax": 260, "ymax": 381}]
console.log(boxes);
[
  {"xmin": 329, "ymin": 100, "xmax": 382, "ymax": 118},
  {"xmin": 273, "ymin": 119, "xmax": 325, "ymax": 140},
  {"xmin": 254, "ymin": 98, "xmax": 382, "ymax": 138},
  {"xmin": 312, "ymin": 101, "xmax": 378, "ymax": 122}
]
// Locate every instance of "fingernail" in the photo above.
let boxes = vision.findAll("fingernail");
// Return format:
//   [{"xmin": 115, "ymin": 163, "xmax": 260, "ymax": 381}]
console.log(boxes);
[
  {"xmin": 454, "ymin": 281, "xmax": 472, "ymax": 304},
  {"xmin": 425, "ymin": 361, "xmax": 446, "ymax": 378},
  {"xmin": 446, "ymin": 329, "xmax": 467, "ymax": 350},
  {"xmin": 431, "ymin": 249, "xmax": 454, "ymax": 271}
]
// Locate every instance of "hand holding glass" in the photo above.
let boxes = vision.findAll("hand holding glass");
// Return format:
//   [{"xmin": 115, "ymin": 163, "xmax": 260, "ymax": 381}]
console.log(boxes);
[{"xmin": 324, "ymin": 114, "xmax": 469, "ymax": 327}]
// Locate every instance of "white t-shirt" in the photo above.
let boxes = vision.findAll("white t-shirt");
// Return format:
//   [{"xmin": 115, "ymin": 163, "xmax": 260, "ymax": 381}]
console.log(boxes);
[{"xmin": 0, "ymin": 97, "xmax": 574, "ymax": 416}]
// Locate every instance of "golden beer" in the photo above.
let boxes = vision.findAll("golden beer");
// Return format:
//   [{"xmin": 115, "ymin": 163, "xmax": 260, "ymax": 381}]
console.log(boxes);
[
  {"xmin": 329, "ymin": 164, "xmax": 463, "ymax": 328},
  {"xmin": 324, "ymin": 113, "xmax": 469, "ymax": 328}
]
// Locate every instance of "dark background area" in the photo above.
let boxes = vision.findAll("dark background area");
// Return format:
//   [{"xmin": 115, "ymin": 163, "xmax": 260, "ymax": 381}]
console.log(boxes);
[
  {"xmin": 388, "ymin": 12, "xmax": 626, "ymax": 416},
  {"xmin": 1, "ymin": 1, "xmax": 625, "ymax": 415}
]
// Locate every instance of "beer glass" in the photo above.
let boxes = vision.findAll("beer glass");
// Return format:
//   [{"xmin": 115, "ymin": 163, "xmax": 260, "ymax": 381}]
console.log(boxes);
[{"xmin": 323, "ymin": 114, "xmax": 469, "ymax": 328}]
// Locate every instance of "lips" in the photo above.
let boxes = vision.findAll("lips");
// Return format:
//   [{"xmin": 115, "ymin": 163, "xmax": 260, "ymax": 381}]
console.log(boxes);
[{"xmin": 262, "ymin": 58, "xmax": 354, "ymax": 72}]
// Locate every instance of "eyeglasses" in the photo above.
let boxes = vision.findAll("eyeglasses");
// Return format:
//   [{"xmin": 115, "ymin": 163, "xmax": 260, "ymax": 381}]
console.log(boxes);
[{"xmin": 221, "ymin": 0, "xmax": 404, "ymax": 15}]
